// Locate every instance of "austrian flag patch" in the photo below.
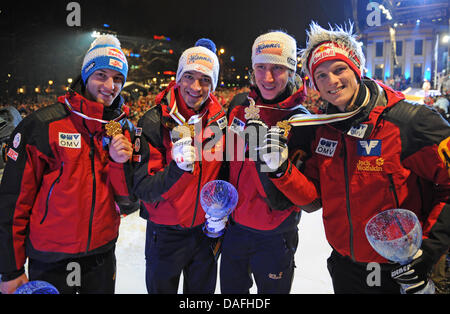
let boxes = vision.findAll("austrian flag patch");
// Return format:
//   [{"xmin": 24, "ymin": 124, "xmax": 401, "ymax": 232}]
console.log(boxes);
[{"xmin": 7, "ymin": 148, "xmax": 18, "ymax": 161}]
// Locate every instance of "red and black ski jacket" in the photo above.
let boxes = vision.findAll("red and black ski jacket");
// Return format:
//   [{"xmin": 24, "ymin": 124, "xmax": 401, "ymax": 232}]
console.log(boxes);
[
  {"xmin": 133, "ymin": 82, "xmax": 227, "ymax": 228},
  {"xmin": 226, "ymin": 83, "xmax": 318, "ymax": 233},
  {"xmin": 0, "ymin": 87, "xmax": 137, "ymax": 279},
  {"xmin": 288, "ymin": 78, "xmax": 450, "ymax": 264}
]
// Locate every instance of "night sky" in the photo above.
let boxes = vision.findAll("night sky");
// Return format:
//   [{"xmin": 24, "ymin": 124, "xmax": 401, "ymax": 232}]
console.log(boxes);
[{"xmin": 0, "ymin": 0, "xmax": 356, "ymax": 94}]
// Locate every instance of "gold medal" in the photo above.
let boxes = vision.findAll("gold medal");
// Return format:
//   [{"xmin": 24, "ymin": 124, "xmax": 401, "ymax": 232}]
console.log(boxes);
[
  {"xmin": 172, "ymin": 123, "xmax": 194, "ymax": 141},
  {"xmin": 105, "ymin": 120, "xmax": 122, "ymax": 137},
  {"xmin": 276, "ymin": 120, "xmax": 292, "ymax": 137},
  {"xmin": 244, "ymin": 98, "xmax": 260, "ymax": 120}
]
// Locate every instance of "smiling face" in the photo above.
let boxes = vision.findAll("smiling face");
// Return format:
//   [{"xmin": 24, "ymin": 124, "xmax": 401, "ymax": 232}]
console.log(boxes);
[
  {"xmin": 253, "ymin": 63, "xmax": 292, "ymax": 101},
  {"xmin": 84, "ymin": 68, "xmax": 124, "ymax": 106},
  {"xmin": 313, "ymin": 60, "xmax": 360, "ymax": 112},
  {"xmin": 178, "ymin": 70, "xmax": 212, "ymax": 111}
]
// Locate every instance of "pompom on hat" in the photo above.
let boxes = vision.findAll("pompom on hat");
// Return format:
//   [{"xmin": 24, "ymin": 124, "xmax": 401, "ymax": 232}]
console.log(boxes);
[
  {"xmin": 299, "ymin": 21, "xmax": 365, "ymax": 88},
  {"xmin": 251, "ymin": 31, "xmax": 298, "ymax": 71},
  {"xmin": 81, "ymin": 35, "xmax": 128, "ymax": 86},
  {"xmin": 176, "ymin": 38, "xmax": 220, "ymax": 91}
]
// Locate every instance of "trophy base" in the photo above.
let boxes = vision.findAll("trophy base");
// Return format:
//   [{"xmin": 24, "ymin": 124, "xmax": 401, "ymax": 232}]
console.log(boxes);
[
  {"xmin": 14, "ymin": 280, "xmax": 59, "ymax": 294},
  {"xmin": 202, "ymin": 225, "xmax": 225, "ymax": 238}
]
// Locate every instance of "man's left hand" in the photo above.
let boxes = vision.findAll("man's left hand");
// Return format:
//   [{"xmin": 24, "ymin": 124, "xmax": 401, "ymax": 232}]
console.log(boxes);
[
  {"xmin": 391, "ymin": 248, "xmax": 434, "ymax": 294},
  {"xmin": 109, "ymin": 134, "xmax": 133, "ymax": 163}
]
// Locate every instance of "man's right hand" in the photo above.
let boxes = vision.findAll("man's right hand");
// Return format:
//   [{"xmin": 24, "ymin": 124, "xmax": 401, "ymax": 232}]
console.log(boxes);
[
  {"xmin": 0, "ymin": 273, "xmax": 29, "ymax": 294},
  {"xmin": 171, "ymin": 137, "xmax": 195, "ymax": 172}
]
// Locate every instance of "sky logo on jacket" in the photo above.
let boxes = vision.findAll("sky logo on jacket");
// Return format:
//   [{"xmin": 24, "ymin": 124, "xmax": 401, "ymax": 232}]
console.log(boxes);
[{"xmin": 357, "ymin": 140, "xmax": 381, "ymax": 156}]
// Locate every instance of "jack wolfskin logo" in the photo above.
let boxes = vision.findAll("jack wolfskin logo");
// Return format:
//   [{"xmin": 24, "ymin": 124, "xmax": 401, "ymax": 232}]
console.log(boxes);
[{"xmin": 268, "ymin": 272, "xmax": 283, "ymax": 280}]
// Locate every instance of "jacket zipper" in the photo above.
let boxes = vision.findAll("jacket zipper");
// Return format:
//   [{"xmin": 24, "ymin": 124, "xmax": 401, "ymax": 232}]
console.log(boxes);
[
  {"xmin": 86, "ymin": 135, "xmax": 97, "ymax": 252},
  {"xmin": 191, "ymin": 155, "xmax": 203, "ymax": 228},
  {"xmin": 341, "ymin": 134, "xmax": 355, "ymax": 261},
  {"xmin": 387, "ymin": 174, "xmax": 400, "ymax": 208},
  {"xmin": 40, "ymin": 162, "xmax": 64, "ymax": 224}
]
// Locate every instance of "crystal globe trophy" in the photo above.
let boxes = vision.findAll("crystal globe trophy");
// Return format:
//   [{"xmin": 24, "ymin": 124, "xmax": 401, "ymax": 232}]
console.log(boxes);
[
  {"xmin": 14, "ymin": 280, "xmax": 59, "ymax": 294},
  {"xmin": 200, "ymin": 180, "xmax": 238, "ymax": 238},
  {"xmin": 365, "ymin": 208, "xmax": 435, "ymax": 294}
]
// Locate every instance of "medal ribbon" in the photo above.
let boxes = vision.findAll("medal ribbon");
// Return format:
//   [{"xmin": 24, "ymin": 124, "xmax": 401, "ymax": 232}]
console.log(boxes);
[
  {"xmin": 167, "ymin": 90, "xmax": 208, "ymax": 126},
  {"xmin": 64, "ymin": 97, "xmax": 126, "ymax": 124},
  {"xmin": 287, "ymin": 85, "xmax": 370, "ymax": 126}
]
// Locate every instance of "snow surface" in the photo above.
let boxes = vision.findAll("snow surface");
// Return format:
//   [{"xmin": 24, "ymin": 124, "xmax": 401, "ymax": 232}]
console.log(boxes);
[{"xmin": 114, "ymin": 209, "xmax": 333, "ymax": 294}]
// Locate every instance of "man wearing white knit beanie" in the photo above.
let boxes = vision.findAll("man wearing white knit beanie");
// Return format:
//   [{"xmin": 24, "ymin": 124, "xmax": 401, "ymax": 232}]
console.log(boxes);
[
  {"xmin": 131, "ymin": 38, "xmax": 226, "ymax": 294},
  {"xmin": 250, "ymin": 31, "xmax": 298, "ymax": 101}
]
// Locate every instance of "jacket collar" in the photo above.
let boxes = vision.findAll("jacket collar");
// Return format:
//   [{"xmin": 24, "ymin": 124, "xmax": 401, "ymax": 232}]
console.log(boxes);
[
  {"xmin": 325, "ymin": 78, "xmax": 406, "ymax": 135},
  {"xmin": 157, "ymin": 81, "xmax": 224, "ymax": 130},
  {"xmin": 248, "ymin": 81, "xmax": 307, "ymax": 111},
  {"xmin": 58, "ymin": 87, "xmax": 125, "ymax": 135}
]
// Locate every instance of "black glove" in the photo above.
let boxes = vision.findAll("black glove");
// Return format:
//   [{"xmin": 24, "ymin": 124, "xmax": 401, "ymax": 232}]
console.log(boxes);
[{"xmin": 391, "ymin": 248, "xmax": 434, "ymax": 294}]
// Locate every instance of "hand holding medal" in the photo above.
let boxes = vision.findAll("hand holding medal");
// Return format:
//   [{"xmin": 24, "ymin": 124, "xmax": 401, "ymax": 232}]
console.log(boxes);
[
  {"xmin": 105, "ymin": 121, "xmax": 133, "ymax": 164},
  {"xmin": 105, "ymin": 120, "xmax": 123, "ymax": 137}
]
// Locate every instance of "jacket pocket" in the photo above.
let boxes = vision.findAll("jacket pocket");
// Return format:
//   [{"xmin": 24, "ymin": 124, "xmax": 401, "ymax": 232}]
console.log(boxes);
[{"xmin": 40, "ymin": 162, "xmax": 64, "ymax": 224}]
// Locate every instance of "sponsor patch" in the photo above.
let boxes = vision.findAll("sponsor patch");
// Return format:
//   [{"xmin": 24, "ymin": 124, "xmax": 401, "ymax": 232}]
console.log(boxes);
[
  {"xmin": 315, "ymin": 137, "xmax": 338, "ymax": 157},
  {"xmin": 309, "ymin": 41, "xmax": 361, "ymax": 71},
  {"xmin": 356, "ymin": 158, "xmax": 384, "ymax": 172},
  {"xmin": 132, "ymin": 154, "xmax": 141, "ymax": 162},
  {"xmin": 134, "ymin": 138, "xmax": 141, "ymax": 153},
  {"xmin": 187, "ymin": 53, "xmax": 214, "ymax": 70},
  {"xmin": 109, "ymin": 58, "xmax": 123, "ymax": 70},
  {"xmin": 357, "ymin": 140, "xmax": 381, "ymax": 156},
  {"xmin": 255, "ymin": 40, "xmax": 283, "ymax": 56},
  {"xmin": 229, "ymin": 117, "xmax": 245, "ymax": 134},
  {"xmin": 59, "ymin": 132, "xmax": 81, "ymax": 149},
  {"xmin": 310, "ymin": 43, "xmax": 336, "ymax": 67},
  {"xmin": 13, "ymin": 132, "xmax": 21, "ymax": 148},
  {"xmin": 107, "ymin": 47, "xmax": 126, "ymax": 62},
  {"xmin": 347, "ymin": 124, "xmax": 368, "ymax": 139},
  {"xmin": 7, "ymin": 148, "xmax": 18, "ymax": 161},
  {"xmin": 135, "ymin": 127, "xmax": 143, "ymax": 136},
  {"xmin": 216, "ymin": 116, "xmax": 227, "ymax": 130},
  {"xmin": 84, "ymin": 62, "xmax": 95, "ymax": 73}
]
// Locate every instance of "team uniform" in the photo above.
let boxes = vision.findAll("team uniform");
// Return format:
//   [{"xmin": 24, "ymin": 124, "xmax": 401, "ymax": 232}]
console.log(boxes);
[
  {"xmin": 133, "ymin": 81, "xmax": 227, "ymax": 293},
  {"xmin": 0, "ymin": 87, "xmax": 137, "ymax": 293}
]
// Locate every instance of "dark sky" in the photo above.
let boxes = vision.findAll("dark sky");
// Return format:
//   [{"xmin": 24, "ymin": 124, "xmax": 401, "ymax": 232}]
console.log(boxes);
[{"xmin": 1, "ymin": 0, "xmax": 356, "ymax": 90}]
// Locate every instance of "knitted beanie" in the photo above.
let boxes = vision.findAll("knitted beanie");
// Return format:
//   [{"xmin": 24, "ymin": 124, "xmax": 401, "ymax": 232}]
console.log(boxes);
[
  {"xmin": 300, "ymin": 22, "xmax": 365, "ymax": 88},
  {"xmin": 252, "ymin": 31, "xmax": 297, "ymax": 71},
  {"xmin": 176, "ymin": 38, "xmax": 220, "ymax": 91},
  {"xmin": 81, "ymin": 35, "xmax": 128, "ymax": 85}
]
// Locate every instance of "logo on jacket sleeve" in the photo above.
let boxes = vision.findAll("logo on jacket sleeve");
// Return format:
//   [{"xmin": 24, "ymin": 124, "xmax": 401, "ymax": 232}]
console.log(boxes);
[
  {"xmin": 315, "ymin": 138, "xmax": 338, "ymax": 157},
  {"xmin": 7, "ymin": 148, "xmax": 18, "ymax": 161},
  {"xmin": 357, "ymin": 140, "xmax": 381, "ymax": 156},
  {"xmin": 59, "ymin": 132, "xmax": 81, "ymax": 149},
  {"xmin": 229, "ymin": 117, "xmax": 245, "ymax": 134}
]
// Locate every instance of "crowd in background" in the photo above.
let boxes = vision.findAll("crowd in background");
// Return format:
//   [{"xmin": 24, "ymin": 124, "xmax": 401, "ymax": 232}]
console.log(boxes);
[{"xmin": 1, "ymin": 81, "xmax": 448, "ymax": 125}]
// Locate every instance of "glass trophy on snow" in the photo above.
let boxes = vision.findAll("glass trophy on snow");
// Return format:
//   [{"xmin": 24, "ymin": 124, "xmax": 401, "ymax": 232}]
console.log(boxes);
[
  {"xmin": 365, "ymin": 208, "xmax": 435, "ymax": 294},
  {"xmin": 14, "ymin": 280, "xmax": 59, "ymax": 294},
  {"xmin": 200, "ymin": 180, "xmax": 238, "ymax": 238}
]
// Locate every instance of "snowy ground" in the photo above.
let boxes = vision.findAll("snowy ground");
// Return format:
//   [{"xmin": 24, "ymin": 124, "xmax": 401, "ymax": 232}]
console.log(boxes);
[{"xmin": 115, "ymin": 209, "xmax": 333, "ymax": 294}]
